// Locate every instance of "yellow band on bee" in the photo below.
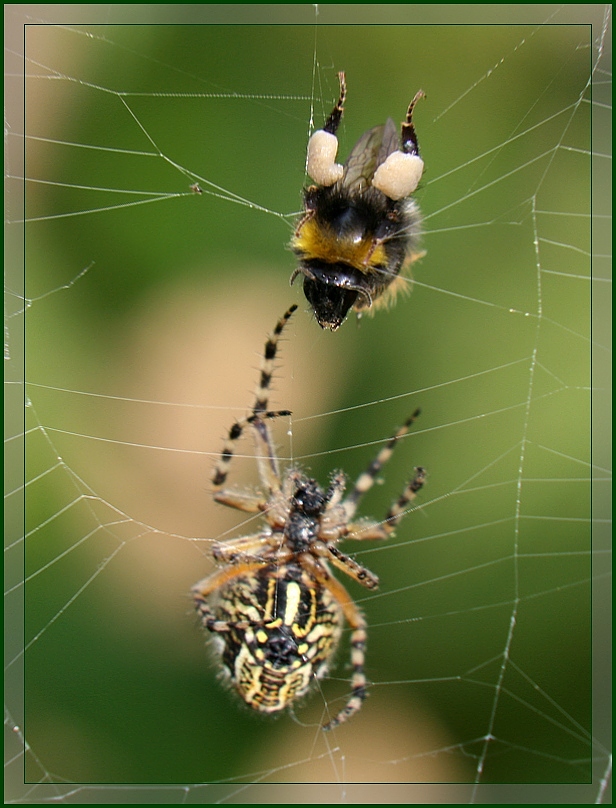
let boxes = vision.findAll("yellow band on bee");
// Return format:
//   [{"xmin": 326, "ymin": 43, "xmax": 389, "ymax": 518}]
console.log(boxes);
[{"xmin": 293, "ymin": 218, "xmax": 388, "ymax": 273}]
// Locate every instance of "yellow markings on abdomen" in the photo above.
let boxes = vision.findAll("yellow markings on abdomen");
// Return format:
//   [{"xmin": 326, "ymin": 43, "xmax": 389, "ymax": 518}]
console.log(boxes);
[
  {"xmin": 283, "ymin": 581, "xmax": 301, "ymax": 626},
  {"xmin": 221, "ymin": 567, "xmax": 345, "ymax": 714}
]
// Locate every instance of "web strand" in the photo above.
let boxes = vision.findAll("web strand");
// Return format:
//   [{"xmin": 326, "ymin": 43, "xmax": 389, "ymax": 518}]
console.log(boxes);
[{"xmin": 6, "ymin": 8, "xmax": 609, "ymax": 805}]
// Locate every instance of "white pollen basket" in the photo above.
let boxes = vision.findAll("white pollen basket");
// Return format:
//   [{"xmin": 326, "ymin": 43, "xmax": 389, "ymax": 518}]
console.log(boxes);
[
  {"xmin": 372, "ymin": 151, "xmax": 424, "ymax": 200},
  {"xmin": 307, "ymin": 129, "xmax": 344, "ymax": 186}
]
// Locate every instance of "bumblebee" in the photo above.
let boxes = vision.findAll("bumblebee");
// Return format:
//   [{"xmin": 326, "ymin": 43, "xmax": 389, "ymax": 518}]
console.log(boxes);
[{"xmin": 290, "ymin": 73, "xmax": 426, "ymax": 330}]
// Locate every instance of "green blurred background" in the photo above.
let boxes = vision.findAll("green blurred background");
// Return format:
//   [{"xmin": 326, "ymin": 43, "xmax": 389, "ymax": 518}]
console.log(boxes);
[{"xmin": 6, "ymin": 4, "xmax": 610, "ymax": 804}]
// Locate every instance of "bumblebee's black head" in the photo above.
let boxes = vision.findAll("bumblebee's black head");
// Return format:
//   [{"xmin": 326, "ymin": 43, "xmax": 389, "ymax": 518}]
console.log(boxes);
[
  {"xmin": 303, "ymin": 277, "xmax": 358, "ymax": 331},
  {"xmin": 298, "ymin": 261, "xmax": 373, "ymax": 331}
]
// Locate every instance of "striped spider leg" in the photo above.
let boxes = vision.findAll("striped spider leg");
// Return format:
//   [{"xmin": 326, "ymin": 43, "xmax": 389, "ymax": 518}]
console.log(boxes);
[{"xmin": 192, "ymin": 306, "xmax": 426, "ymax": 731}]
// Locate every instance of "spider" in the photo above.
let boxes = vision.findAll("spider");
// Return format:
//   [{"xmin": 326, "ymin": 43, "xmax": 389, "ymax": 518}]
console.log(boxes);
[{"xmin": 192, "ymin": 304, "xmax": 426, "ymax": 730}]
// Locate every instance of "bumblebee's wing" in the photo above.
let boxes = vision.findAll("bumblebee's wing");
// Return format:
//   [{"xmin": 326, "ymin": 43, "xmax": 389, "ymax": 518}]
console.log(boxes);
[
  {"xmin": 341, "ymin": 118, "xmax": 399, "ymax": 192},
  {"xmin": 376, "ymin": 118, "xmax": 399, "ymax": 167}
]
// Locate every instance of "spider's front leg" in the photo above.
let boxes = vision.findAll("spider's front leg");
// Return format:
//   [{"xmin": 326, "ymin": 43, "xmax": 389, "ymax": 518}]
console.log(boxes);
[
  {"xmin": 342, "ymin": 409, "xmax": 424, "ymax": 534},
  {"xmin": 211, "ymin": 305, "xmax": 297, "ymax": 502},
  {"xmin": 211, "ymin": 410, "xmax": 290, "ymax": 500},
  {"xmin": 343, "ymin": 464, "xmax": 426, "ymax": 540}
]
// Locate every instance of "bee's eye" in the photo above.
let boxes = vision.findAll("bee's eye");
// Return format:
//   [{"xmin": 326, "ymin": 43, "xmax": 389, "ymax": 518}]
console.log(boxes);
[
  {"xmin": 306, "ymin": 130, "xmax": 344, "ymax": 187},
  {"xmin": 372, "ymin": 152, "xmax": 424, "ymax": 200}
]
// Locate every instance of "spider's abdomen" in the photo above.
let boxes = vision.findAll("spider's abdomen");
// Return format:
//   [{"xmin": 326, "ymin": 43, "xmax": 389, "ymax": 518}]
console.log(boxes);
[{"xmin": 211, "ymin": 564, "xmax": 343, "ymax": 714}]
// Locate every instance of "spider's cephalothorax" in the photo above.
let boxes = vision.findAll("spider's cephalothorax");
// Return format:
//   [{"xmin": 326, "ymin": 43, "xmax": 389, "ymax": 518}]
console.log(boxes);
[
  {"xmin": 193, "ymin": 305, "xmax": 426, "ymax": 730},
  {"xmin": 291, "ymin": 72, "xmax": 426, "ymax": 330}
]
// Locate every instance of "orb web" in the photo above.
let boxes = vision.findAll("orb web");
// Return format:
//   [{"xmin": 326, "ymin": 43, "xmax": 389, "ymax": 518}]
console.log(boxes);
[{"xmin": 5, "ymin": 5, "xmax": 611, "ymax": 804}]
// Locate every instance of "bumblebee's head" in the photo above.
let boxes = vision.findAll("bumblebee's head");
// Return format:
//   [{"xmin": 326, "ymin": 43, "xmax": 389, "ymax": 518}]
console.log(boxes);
[
  {"xmin": 303, "ymin": 277, "xmax": 357, "ymax": 331},
  {"xmin": 292, "ymin": 262, "xmax": 372, "ymax": 331}
]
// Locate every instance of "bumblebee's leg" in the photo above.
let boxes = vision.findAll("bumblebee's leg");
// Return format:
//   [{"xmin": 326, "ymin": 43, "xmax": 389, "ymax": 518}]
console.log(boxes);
[
  {"xmin": 192, "ymin": 561, "xmax": 265, "ymax": 632},
  {"xmin": 323, "ymin": 71, "xmax": 346, "ymax": 135},
  {"xmin": 342, "ymin": 409, "xmax": 421, "ymax": 521},
  {"xmin": 401, "ymin": 89, "xmax": 426, "ymax": 156}
]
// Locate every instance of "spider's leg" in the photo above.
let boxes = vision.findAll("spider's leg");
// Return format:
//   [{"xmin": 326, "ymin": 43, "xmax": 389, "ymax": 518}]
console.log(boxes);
[
  {"xmin": 211, "ymin": 409, "xmax": 291, "ymax": 494},
  {"xmin": 252, "ymin": 304, "xmax": 297, "ymax": 418},
  {"xmin": 342, "ymin": 408, "xmax": 421, "ymax": 521},
  {"xmin": 192, "ymin": 561, "xmax": 265, "ymax": 632},
  {"xmin": 312, "ymin": 541, "xmax": 379, "ymax": 590},
  {"xmin": 381, "ymin": 465, "xmax": 426, "ymax": 535},
  {"xmin": 211, "ymin": 489, "xmax": 267, "ymax": 514},
  {"xmin": 308, "ymin": 568, "xmax": 368, "ymax": 732},
  {"xmin": 251, "ymin": 415, "xmax": 286, "ymax": 498},
  {"xmin": 211, "ymin": 305, "xmax": 296, "ymax": 496},
  {"xmin": 250, "ymin": 304, "xmax": 297, "ymax": 494},
  {"xmin": 211, "ymin": 532, "xmax": 275, "ymax": 564},
  {"xmin": 318, "ymin": 472, "xmax": 350, "ymax": 541},
  {"xmin": 324, "ymin": 471, "xmax": 347, "ymax": 508},
  {"xmin": 343, "ymin": 518, "xmax": 391, "ymax": 541},
  {"xmin": 344, "ymin": 465, "xmax": 426, "ymax": 540}
]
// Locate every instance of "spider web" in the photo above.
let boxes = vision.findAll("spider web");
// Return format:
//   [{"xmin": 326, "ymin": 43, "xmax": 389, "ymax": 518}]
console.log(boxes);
[{"xmin": 5, "ymin": 4, "xmax": 612, "ymax": 804}]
